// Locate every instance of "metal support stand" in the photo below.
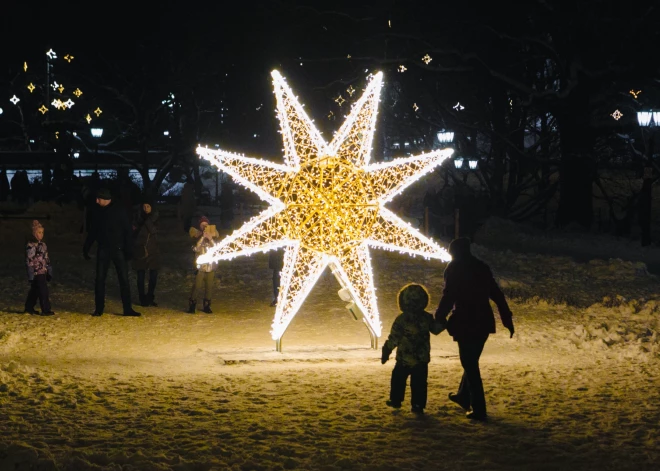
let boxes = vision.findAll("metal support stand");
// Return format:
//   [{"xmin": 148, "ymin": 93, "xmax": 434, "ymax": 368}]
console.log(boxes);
[
  {"xmin": 276, "ymin": 337, "xmax": 282, "ymax": 353},
  {"xmin": 331, "ymin": 263, "xmax": 379, "ymax": 350}
]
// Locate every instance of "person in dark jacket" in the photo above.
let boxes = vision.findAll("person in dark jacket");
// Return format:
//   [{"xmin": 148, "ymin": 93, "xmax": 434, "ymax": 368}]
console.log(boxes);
[
  {"xmin": 132, "ymin": 196, "xmax": 161, "ymax": 307},
  {"xmin": 268, "ymin": 248, "xmax": 284, "ymax": 307},
  {"xmin": 382, "ymin": 283, "xmax": 445, "ymax": 415},
  {"xmin": 83, "ymin": 187, "xmax": 141, "ymax": 317},
  {"xmin": 435, "ymin": 237, "xmax": 514, "ymax": 421}
]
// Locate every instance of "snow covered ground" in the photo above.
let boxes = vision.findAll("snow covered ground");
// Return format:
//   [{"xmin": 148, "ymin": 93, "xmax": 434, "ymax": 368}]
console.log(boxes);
[{"xmin": 0, "ymin": 202, "xmax": 658, "ymax": 470}]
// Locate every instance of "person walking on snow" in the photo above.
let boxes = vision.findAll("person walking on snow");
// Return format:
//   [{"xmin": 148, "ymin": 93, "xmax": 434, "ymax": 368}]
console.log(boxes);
[
  {"xmin": 24, "ymin": 220, "xmax": 54, "ymax": 316},
  {"xmin": 83, "ymin": 187, "xmax": 141, "ymax": 317},
  {"xmin": 435, "ymin": 237, "xmax": 515, "ymax": 422},
  {"xmin": 382, "ymin": 283, "xmax": 445, "ymax": 415}
]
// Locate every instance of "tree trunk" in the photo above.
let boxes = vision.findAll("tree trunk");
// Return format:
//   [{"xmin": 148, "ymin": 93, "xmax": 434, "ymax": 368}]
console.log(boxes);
[{"xmin": 554, "ymin": 94, "xmax": 595, "ymax": 229}]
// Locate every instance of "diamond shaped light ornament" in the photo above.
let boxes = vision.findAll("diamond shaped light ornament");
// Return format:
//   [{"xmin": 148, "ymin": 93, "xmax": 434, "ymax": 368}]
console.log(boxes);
[{"xmin": 196, "ymin": 71, "xmax": 453, "ymax": 351}]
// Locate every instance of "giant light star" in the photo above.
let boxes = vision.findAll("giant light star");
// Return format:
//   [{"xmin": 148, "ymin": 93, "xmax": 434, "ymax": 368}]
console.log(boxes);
[{"xmin": 197, "ymin": 70, "xmax": 453, "ymax": 351}]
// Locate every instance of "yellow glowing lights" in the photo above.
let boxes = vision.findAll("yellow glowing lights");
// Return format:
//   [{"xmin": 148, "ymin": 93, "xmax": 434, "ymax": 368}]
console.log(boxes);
[
  {"xmin": 611, "ymin": 110, "xmax": 623, "ymax": 120},
  {"xmin": 38, "ymin": 105, "xmax": 48, "ymax": 114},
  {"xmin": 196, "ymin": 70, "xmax": 453, "ymax": 345},
  {"xmin": 73, "ymin": 88, "xmax": 83, "ymax": 97},
  {"xmin": 413, "ymin": 103, "xmax": 419, "ymax": 112},
  {"xmin": 422, "ymin": 54, "xmax": 432, "ymax": 65},
  {"xmin": 51, "ymin": 99, "xmax": 64, "ymax": 110},
  {"xmin": 85, "ymin": 114, "xmax": 92, "ymax": 123},
  {"xmin": 24, "ymin": 62, "xmax": 28, "ymax": 72},
  {"xmin": 94, "ymin": 107, "xmax": 102, "ymax": 117},
  {"xmin": 27, "ymin": 83, "xmax": 35, "ymax": 93},
  {"xmin": 398, "ymin": 65, "xmax": 407, "ymax": 73},
  {"xmin": 334, "ymin": 95, "xmax": 345, "ymax": 106},
  {"xmin": 347, "ymin": 85, "xmax": 355, "ymax": 97},
  {"xmin": 64, "ymin": 54, "xmax": 74, "ymax": 62},
  {"xmin": 57, "ymin": 84, "xmax": 65, "ymax": 94},
  {"xmin": 629, "ymin": 89, "xmax": 641, "ymax": 99}
]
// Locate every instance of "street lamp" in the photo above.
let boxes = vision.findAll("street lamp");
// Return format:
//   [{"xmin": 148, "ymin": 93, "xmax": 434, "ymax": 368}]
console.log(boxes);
[
  {"xmin": 91, "ymin": 127, "xmax": 103, "ymax": 171},
  {"xmin": 437, "ymin": 130, "xmax": 454, "ymax": 144},
  {"xmin": 453, "ymin": 157, "xmax": 478, "ymax": 170},
  {"xmin": 636, "ymin": 111, "xmax": 657, "ymax": 246}
]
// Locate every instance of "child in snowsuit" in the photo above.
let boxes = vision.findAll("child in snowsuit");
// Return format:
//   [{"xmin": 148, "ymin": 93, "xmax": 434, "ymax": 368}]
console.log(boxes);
[
  {"xmin": 188, "ymin": 215, "xmax": 219, "ymax": 313},
  {"xmin": 381, "ymin": 283, "xmax": 445, "ymax": 414},
  {"xmin": 24, "ymin": 220, "xmax": 54, "ymax": 316}
]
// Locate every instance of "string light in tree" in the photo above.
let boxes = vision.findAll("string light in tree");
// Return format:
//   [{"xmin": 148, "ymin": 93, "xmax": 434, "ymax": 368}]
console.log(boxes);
[
  {"xmin": 421, "ymin": 54, "xmax": 432, "ymax": 65},
  {"xmin": 334, "ymin": 95, "xmax": 345, "ymax": 107},
  {"xmin": 398, "ymin": 65, "xmax": 407, "ymax": 73},
  {"xmin": 73, "ymin": 88, "xmax": 83, "ymax": 97},
  {"xmin": 413, "ymin": 103, "xmax": 419, "ymax": 112},
  {"xmin": 611, "ymin": 110, "xmax": 623, "ymax": 120},
  {"xmin": 347, "ymin": 54, "xmax": 351, "ymax": 59},
  {"xmin": 327, "ymin": 111, "xmax": 334, "ymax": 120},
  {"xmin": 9, "ymin": 95, "xmax": 20, "ymax": 105},
  {"xmin": 347, "ymin": 85, "xmax": 355, "ymax": 97},
  {"xmin": 51, "ymin": 81, "xmax": 60, "ymax": 91},
  {"xmin": 63, "ymin": 54, "xmax": 74, "ymax": 62},
  {"xmin": 453, "ymin": 102, "xmax": 465, "ymax": 111},
  {"xmin": 38, "ymin": 105, "xmax": 48, "ymax": 114},
  {"xmin": 57, "ymin": 84, "xmax": 65, "ymax": 94},
  {"xmin": 94, "ymin": 107, "xmax": 102, "ymax": 117},
  {"xmin": 23, "ymin": 62, "xmax": 28, "ymax": 72},
  {"xmin": 64, "ymin": 99, "xmax": 74, "ymax": 108},
  {"xmin": 46, "ymin": 49, "xmax": 57, "ymax": 59},
  {"xmin": 27, "ymin": 83, "xmax": 35, "ymax": 93},
  {"xmin": 196, "ymin": 70, "xmax": 453, "ymax": 350},
  {"xmin": 85, "ymin": 114, "xmax": 92, "ymax": 124},
  {"xmin": 51, "ymin": 99, "xmax": 64, "ymax": 110},
  {"xmin": 629, "ymin": 90, "xmax": 641, "ymax": 99}
]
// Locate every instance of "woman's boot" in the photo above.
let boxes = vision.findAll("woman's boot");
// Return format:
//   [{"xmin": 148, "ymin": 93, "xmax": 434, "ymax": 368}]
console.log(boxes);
[
  {"xmin": 202, "ymin": 299, "xmax": 213, "ymax": 314},
  {"xmin": 188, "ymin": 298, "xmax": 196, "ymax": 314}
]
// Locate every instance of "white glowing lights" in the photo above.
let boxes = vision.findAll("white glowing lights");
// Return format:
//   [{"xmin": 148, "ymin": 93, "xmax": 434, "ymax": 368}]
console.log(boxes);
[
  {"xmin": 46, "ymin": 49, "xmax": 57, "ymax": 59},
  {"xmin": 196, "ymin": 70, "xmax": 453, "ymax": 347},
  {"xmin": 422, "ymin": 54, "xmax": 432, "ymax": 65},
  {"xmin": 611, "ymin": 110, "xmax": 623, "ymax": 120},
  {"xmin": 437, "ymin": 131, "xmax": 454, "ymax": 143},
  {"xmin": 64, "ymin": 99, "xmax": 74, "ymax": 108},
  {"xmin": 453, "ymin": 102, "xmax": 465, "ymax": 111},
  {"xmin": 9, "ymin": 95, "xmax": 20, "ymax": 105},
  {"xmin": 398, "ymin": 65, "xmax": 407, "ymax": 73}
]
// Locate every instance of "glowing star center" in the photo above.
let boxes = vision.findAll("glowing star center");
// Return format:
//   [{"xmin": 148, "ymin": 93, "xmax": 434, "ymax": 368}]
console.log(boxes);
[{"xmin": 282, "ymin": 156, "xmax": 378, "ymax": 255}]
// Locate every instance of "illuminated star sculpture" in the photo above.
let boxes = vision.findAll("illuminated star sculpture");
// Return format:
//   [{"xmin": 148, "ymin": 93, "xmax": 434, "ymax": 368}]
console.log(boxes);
[{"xmin": 196, "ymin": 71, "xmax": 453, "ymax": 351}]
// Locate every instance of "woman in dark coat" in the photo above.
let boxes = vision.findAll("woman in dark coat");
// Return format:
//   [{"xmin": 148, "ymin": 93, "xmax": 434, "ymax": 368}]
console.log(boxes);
[{"xmin": 132, "ymin": 197, "xmax": 161, "ymax": 306}]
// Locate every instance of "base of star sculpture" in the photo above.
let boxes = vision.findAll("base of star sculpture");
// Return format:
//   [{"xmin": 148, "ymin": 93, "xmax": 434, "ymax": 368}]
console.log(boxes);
[{"xmin": 273, "ymin": 267, "xmax": 379, "ymax": 353}]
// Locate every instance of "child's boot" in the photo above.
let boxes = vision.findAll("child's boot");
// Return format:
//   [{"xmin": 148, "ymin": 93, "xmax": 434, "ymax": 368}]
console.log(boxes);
[
  {"xmin": 202, "ymin": 299, "xmax": 213, "ymax": 314},
  {"xmin": 188, "ymin": 298, "xmax": 196, "ymax": 314}
]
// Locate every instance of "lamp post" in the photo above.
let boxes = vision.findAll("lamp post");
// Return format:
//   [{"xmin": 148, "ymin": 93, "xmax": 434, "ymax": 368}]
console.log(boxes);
[
  {"xmin": 91, "ymin": 127, "xmax": 103, "ymax": 171},
  {"xmin": 637, "ymin": 111, "xmax": 657, "ymax": 246}
]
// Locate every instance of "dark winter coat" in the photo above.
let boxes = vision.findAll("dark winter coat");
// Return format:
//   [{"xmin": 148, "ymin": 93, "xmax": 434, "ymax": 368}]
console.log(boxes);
[
  {"xmin": 132, "ymin": 208, "xmax": 161, "ymax": 270},
  {"xmin": 435, "ymin": 254, "xmax": 513, "ymax": 341},
  {"xmin": 83, "ymin": 201, "xmax": 134, "ymax": 258},
  {"xmin": 384, "ymin": 309, "xmax": 444, "ymax": 367},
  {"xmin": 269, "ymin": 249, "xmax": 284, "ymax": 271}
]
